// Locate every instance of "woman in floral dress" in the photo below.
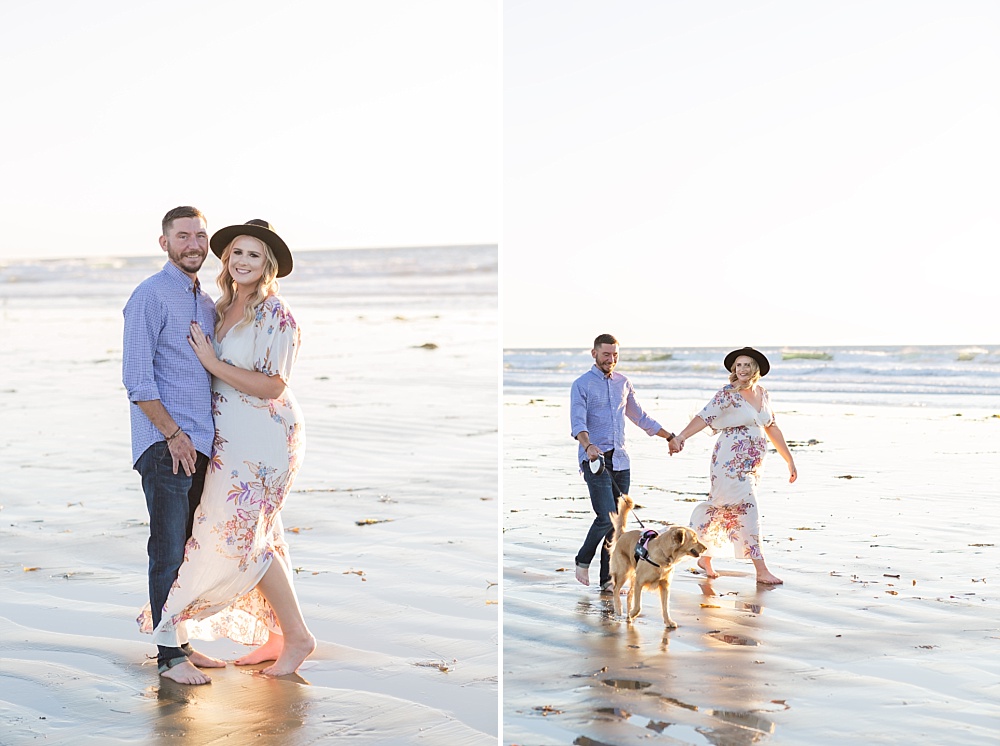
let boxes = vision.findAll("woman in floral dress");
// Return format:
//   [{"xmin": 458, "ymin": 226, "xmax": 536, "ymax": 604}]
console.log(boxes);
[
  {"xmin": 673, "ymin": 347, "xmax": 797, "ymax": 585},
  {"xmin": 138, "ymin": 219, "xmax": 314, "ymax": 682}
]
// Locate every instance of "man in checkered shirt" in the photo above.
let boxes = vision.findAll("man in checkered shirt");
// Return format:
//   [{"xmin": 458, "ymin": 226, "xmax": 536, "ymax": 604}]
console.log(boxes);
[{"xmin": 122, "ymin": 206, "xmax": 225, "ymax": 685}]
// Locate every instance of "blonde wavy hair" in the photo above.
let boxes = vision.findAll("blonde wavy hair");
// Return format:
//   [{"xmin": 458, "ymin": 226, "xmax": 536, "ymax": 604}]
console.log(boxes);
[
  {"xmin": 729, "ymin": 356, "xmax": 761, "ymax": 390},
  {"xmin": 214, "ymin": 235, "xmax": 280, "ymax": 337}
]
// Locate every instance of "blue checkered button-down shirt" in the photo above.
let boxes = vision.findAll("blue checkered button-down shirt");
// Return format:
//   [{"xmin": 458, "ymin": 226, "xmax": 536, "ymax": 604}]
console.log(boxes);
[
  {"xmin": 570, "ymin": 365, "xmax": 663, "ymax": 471},
  {"xmin": 122, "ymin": 262, "xmax": 217, "ymax": 465}
]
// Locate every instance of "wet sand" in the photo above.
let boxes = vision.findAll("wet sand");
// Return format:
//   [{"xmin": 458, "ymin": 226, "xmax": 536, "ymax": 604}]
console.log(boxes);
[
  {"xmin": 503, "ymin": 394, "xmax": 1000, "ymax": 744},
  {"xmin": 0, "ymin": 257, "xmax": 498, "ymax": 744}
]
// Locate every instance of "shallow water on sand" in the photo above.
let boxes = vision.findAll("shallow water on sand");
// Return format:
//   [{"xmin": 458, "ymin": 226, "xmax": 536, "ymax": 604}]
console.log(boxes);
[
  {"xmin": 0, "ymin": 246, "xmax": 499, "ymax": 744},
  {"xmin": 503, "ymin": 387, "xmax": 1000, "ymax": 745}
]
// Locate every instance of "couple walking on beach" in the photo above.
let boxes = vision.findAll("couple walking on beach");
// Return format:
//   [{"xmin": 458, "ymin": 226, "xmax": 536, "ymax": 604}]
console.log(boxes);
[
  {"xmin": 571, "ymin": 333, "xmax": 798, "ymax": 591},
  {"xmin": 122, "ymin": 206, "xmax": 314, "ymax": 685}
]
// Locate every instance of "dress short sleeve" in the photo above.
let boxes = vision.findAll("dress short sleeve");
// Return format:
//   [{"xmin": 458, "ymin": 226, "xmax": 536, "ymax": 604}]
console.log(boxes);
[
  {"xmin": 252, "ymin": 296, "xmax": 300, "ymax": 382},
  {"xmin": 697, "ymin": 386, "xmax": 745, "ymax": 432},
  {"xmin": 760, "ymin": 388, "xmax": 775, "ymax": 427}
]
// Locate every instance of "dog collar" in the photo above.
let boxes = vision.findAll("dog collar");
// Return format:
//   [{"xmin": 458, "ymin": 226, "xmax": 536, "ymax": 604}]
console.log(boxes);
[{"xmin": 634, "ymin": 529, "xmax": 660, "ymax": 567}]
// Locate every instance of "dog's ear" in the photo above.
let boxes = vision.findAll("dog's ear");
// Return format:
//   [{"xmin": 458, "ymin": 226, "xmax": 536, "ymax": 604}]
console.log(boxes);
[{"xmin": 670, "ymin": 526, "xmax": 687, "ymax": 545}]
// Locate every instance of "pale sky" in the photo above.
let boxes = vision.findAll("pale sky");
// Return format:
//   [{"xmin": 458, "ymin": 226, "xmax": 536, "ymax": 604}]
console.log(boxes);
[
  {"xmin": 504, "ymin": 1, "xmax": 1000, "ymax": 347},
  {"xmin": 0, "ymin": 0, "xmax": 498, "ymax": 260}
]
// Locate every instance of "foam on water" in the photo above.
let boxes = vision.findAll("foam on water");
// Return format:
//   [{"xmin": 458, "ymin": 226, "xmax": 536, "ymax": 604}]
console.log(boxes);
[
  {"xmin": 504, "ymin": 345, "xmax": 1000, "ymax": 410},
  {"xmin": 0, "ymin": 245, "xmax": 497, "ymax": 310}
]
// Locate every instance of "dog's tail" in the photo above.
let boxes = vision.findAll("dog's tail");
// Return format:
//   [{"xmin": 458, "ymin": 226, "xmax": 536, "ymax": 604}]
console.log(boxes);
[{"xmin": 608, "ymin": 494, "xmax": 634, "ymax": 552}]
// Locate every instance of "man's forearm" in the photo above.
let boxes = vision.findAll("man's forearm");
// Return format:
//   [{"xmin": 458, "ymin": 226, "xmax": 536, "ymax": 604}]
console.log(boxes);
[{"xmin": 134, "ymin": 399, "xmax": 180, "ymax": 437}]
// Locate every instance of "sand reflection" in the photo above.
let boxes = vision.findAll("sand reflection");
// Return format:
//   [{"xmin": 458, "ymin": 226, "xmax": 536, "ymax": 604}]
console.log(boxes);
[
  {"xmin": 564, "ymin": 582, "xmax": 780, "ymax": 744},
  {"xmin": 148, "ymin": 667, "xmax": 309, "ymax": 743}
]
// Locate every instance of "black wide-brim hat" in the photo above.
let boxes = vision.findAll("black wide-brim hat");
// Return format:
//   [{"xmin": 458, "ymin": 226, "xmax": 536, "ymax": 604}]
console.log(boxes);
[
  {"xmin": 210, "ymin": 219, "xmax": 293, "ymax": 278},
  {"xmin": 724, "ymin": 347, "xmax": 770, "ymax": 377}
]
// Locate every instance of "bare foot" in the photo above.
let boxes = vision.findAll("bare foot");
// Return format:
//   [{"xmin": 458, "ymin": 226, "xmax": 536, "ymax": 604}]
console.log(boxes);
[
  {"xmin": 752, "ymin": 558, "xmax": 783, "ymax": 585},
  {"xmin": 575, "ymin": 565, "xmax": 590, "ymax": 586},
  {"xmin": 262, "ymin": 634, "xmax": 316, "ymax": 677},
  {"xmin": 160, "ymin": 659, "xmax": 212, "ymax": 685},
  {"xmin": 235, "ymin": 635, "xmax": 284, "ymax": 666},
  {"xmin": 697, "ymin": 557, "xmax": 719, "ymax": 578},
  {"xmin": 187, "ymin": 649, "xmax": 227, "ymax": 668}
]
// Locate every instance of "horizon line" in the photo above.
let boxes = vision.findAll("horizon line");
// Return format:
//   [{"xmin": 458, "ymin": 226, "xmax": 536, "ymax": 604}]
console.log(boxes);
[{"xmin": 0, "ymin": 242, "xmax": 498, "ymax": 265}]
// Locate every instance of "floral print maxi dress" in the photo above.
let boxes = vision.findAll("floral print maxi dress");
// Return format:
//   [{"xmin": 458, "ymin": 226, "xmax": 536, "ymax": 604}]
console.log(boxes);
[
  {"xmin": 689, "ymin": 385, "xmax": 774, "ymax": 560},
  {"xmin": 139, "ymin": 295, "xmax": 305, "ymax": 646}
]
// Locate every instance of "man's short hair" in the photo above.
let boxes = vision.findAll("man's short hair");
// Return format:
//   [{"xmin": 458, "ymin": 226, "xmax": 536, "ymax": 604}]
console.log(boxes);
[
  {"xmin": 593, "ymin": 333, "xmax": 619, "ymax": 349},
  {"xmin": 162, "ymin": 206, "xmax": 206, "ymax": 236}
]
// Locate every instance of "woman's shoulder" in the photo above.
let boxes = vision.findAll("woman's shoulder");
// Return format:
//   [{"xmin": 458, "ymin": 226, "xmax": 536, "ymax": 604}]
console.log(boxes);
[
  {"xmin": 257, "ymin": 294, "xmax": 295, "ymax": 317},
  {"xmin": 705, "ymin": 384, "xmax": 735, "ymax": 405},
  {"xmin": 261, "ymin": 293, "xmax": 289, "ymax": 309},
  {"xmin": 256, "ymin": 294, "xmax": 298, "ymax": 333}
]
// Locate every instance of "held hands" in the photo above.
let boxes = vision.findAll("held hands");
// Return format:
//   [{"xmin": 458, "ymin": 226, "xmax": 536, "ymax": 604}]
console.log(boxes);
[
  {"xmin": 188, "ymin": 322, "xmax": 218, "ymax": 369},
  {"xmin": 668, "ymin": 435, "xmax": 684, "ymax": 455}
]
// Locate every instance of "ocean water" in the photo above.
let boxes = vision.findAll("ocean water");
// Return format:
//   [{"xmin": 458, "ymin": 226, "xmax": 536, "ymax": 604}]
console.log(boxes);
[
  {"xmin": 0, "ymin": 244, "xmax": 497, "ymax": 309},
  {"xmin": 504, "ymin": 345, "xmax": 1000, "ymax": 411}
]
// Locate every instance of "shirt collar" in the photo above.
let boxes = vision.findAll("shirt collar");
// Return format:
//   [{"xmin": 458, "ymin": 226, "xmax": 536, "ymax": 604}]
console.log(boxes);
[
  {"xmin": 590, "ymin": 364, "xmax": 615, "ymax": 380},
  {"xmin": 162, "ymin": 261, "xmax": 201, "ymax": 293}
]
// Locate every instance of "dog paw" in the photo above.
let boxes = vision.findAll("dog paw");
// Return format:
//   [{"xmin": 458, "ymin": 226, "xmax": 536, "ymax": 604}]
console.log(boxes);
[{"xmin": 664, "ymin": 620, "xmax": 678, "ymax": 629}]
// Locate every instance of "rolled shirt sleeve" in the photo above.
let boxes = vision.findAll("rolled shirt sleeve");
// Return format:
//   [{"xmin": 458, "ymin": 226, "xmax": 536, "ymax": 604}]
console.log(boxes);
[
  {"xmin": 569, "ymin": 376, "xmax": 589, "ymax": 441},
  {"xmin": 624, "ymin": 378, "xmax": 663, "ymax": 436},
  {"xmin": 122, "ymin": 284, "xmax": 164, "ymax": 403}
]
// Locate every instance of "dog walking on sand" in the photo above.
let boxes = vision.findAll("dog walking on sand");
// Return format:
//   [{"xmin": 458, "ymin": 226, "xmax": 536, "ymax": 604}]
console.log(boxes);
[{"xmin": 607, "ymin": 495, "xmax": 707, "ymax": 628}]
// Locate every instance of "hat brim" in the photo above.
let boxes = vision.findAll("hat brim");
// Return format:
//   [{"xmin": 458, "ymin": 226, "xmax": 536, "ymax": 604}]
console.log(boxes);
[
  {"xmin": 724, "ymin": 347, "xmax": 770, "ymax": 377},
  {"xmin": 210, "ymin": 225, "xmax": 293, "ymax": 278}
]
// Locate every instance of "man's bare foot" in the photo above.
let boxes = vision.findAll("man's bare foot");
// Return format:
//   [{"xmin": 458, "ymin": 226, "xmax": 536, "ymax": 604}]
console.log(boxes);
[
  {"xmin": 235, "ymin": 635, "xmax": 284, "ymax": 666},
  {"xmin": 160, "ymin": 659, "xmax": 212, "ymax": 685},
  {"xmin": 575, "ymin": 565, "xmax": 590, "ymax": 586},
  {"xmin": 697, "ymin": 557, "xmax": 719, "ymax": 578},
  {"xmin": 261, "ymin": 634, "xmax": 316, "ymax": 677},
  {"xmin": 187, "ymin": 649, "xmax": 226, "ymax": 668}
]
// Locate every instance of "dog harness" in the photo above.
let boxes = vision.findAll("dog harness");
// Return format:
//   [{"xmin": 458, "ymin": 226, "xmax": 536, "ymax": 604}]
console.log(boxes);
[{"xmin": 633, "ymin": 529, "xmax": 660, "ymax": 567}]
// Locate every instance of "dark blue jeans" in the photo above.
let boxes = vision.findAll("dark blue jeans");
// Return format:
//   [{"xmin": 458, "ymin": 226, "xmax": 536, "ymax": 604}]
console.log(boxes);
[
  {"xmin": 135, "ymin": 441, "xmax": 209, "ymax": 666},
  {"xmin": 574, "ymin": 459, "xmax": 631, "ymax": 587}
]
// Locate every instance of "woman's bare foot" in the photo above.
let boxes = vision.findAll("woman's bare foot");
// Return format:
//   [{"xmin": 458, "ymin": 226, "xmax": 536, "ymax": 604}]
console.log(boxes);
[
  {"xmin": 160, "ymin": 659, "xmax": 212, "ymax": 685},
  {"xmin": 262, "ymin": 634, "xmax": 316, "ymax": 677},
  {"xmin": 752, "ymin": 558, "xmax": 783, "ymax": 585},
  {"xmin": 575, "ymin": 565, "xmax": 590, "ymax": 586},
  {"xmin": 235, "ymin": 634, "xmax": 284, "ymax": 666},
  {"xmin": 187, "ymin": 649, "xmax": 226, "ymax": 668},
  {"xmin": 697, "ymin": 557, "xmax": 719, "ymax": 578}
]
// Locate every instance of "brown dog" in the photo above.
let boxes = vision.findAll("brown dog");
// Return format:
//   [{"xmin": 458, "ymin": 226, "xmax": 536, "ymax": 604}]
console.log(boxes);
[{"xmin": 608, "ymin": 494, "xmax": 707, "ymax": 628}]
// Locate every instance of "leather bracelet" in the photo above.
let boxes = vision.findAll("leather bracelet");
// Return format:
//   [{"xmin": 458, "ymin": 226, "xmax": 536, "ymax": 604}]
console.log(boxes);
[
  {"xmin": 166, "ymin": 426, "xmax": 183, "ymax": 442},
  {"xmin": 666, "ymin": 432, "xmax": 675, "ymax": 441}
]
